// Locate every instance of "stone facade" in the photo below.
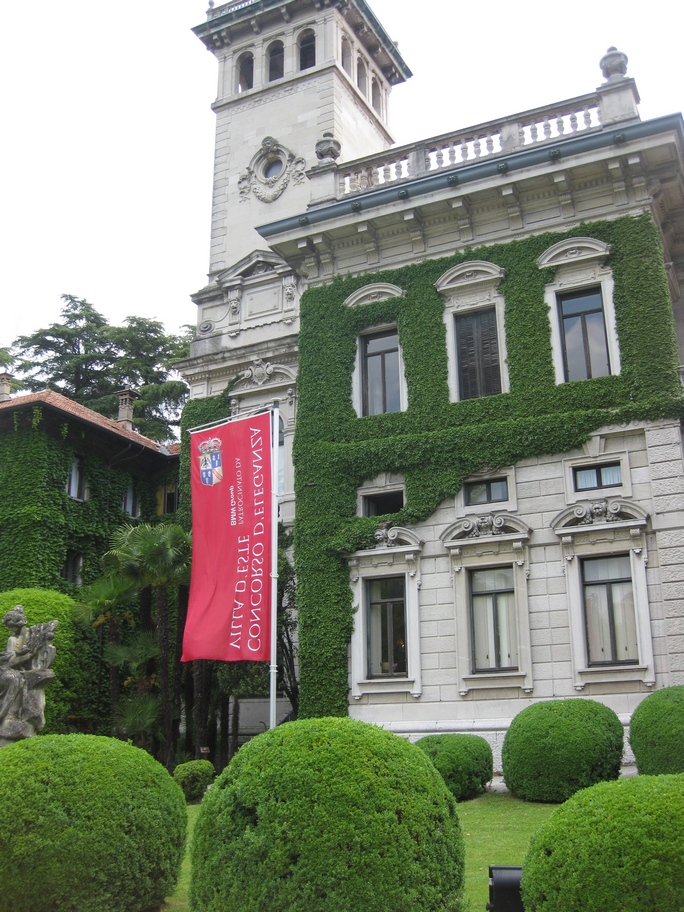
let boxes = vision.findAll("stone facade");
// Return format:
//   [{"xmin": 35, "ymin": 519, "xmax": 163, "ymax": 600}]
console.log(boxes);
[{"xmin": 179, "ymin": 1, "xmax": 684, "ymax": 758}]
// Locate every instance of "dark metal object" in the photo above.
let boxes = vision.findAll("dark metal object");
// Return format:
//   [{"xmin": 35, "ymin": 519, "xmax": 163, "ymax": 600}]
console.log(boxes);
[{"xmin": 485, "ymin": 865, "xmax": 523, "ymax": 912}]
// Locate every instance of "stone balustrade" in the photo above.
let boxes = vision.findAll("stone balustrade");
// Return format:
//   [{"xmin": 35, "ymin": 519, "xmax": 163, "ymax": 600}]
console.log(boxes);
[{"xmin": 337, "ymin": 92, "xmax": 606, "ymax": 196}]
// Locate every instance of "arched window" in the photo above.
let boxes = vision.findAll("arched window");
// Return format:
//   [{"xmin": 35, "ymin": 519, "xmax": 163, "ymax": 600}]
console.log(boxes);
[
  {"xmin": 237, "ymin": 52, "xmax": 254, "ymax": 93},
  {"xmin": 341, "ymin": 36, "xmax": 352, "ymax": 75},
  {"xmin": 267, "ymin": 40, "xmax": 284, "ymax": 82},
  {"xmin": 357, "ymin": 59, "xmax": 368, "ymax": 96},
  {"xmin": 299, "ymin": 29, "xmax": 316, "ymax": 70},
  {"xmin": 371, "ymin": 77, "xmax": 382, "ymax": 114}
]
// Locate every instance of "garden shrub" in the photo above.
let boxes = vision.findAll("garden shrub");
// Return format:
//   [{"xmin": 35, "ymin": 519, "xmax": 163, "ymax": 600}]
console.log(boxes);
[
  {"xmin": 0, "ymin": 734, "xmax": 186, "ymax": 912},
  {"xmin": 522, "ymin": 774, "xmax": 684, "ymax": 911},
  {"xmin": 0, "ymin": 587, "xmax": 85, "ymax": 734},
  {"xmin": 174, "ymin": 758, "xmax": 215, "ymax": 802},
  {"xmin": 191, "ymin": 717, "xmax": 466, "ymax": 912},
  {"xmin": 416, "ymin": 733, "xmax": 493, "ymax": 801},
  {"xmin": 629, "ymin": 685, "xmax": 684, "ymax": 774},
  {"xmin": 501, "ymin": 699, "xmax": 623, "ymax": 802}
]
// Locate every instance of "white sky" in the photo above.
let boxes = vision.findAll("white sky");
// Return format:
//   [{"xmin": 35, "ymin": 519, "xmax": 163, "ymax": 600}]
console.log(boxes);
[{"xmin": 1, "ymin": 0, "xmax": 681, "ymax": 352}]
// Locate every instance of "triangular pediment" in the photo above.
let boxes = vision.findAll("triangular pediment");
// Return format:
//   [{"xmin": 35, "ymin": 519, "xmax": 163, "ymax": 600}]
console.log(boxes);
[{"xmin": 216, "ymin": 250, "xmax": 290, "ymax": 286}]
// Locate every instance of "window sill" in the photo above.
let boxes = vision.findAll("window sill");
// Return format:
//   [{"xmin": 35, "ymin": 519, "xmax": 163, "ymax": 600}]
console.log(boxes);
[
  {"xmin": 574, "ymin": 664, "xmax": 654, "ymax": 690},
  {"xmin": 352, "ymin": 677, "xmax": 419, "ymax": 699},
  {"xmin": 459, "ymin": 671, "xmax": 532, "ymax": 695}
]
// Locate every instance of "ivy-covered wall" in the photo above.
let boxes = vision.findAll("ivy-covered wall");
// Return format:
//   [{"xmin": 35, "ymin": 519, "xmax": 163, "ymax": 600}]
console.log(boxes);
[
  {"xmin": 0, "ymin": 412, "xmax": 171, "ymax": 594},
  {"xmin": 292, "ymin": 214, "xmax": 684, "ymax": 718}
]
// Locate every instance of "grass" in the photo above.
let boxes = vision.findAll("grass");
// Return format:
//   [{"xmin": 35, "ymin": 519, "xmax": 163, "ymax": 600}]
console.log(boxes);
[
  {"xmin": 162, "ymin": 792, "xmax": 556, "ymax": 912},
  {"xmin": 163, "ymin": 803, "xmax": 200, "ymax": 912},
  {"xmin": 458, "ymin": 791, "xmax": 557, "ymax": 911}
]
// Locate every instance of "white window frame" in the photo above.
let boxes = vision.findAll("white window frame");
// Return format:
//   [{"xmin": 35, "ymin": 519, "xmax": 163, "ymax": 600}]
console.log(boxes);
[
  {"xmin": 441, "ymin": 514, "xmax": 533, "ymax": 695},
  {"xmin": 537, "ymin": 238, "xmax": 620, "ymax": 385},
  {"xmin": 122, "ymin": 482, "xmax": 140, "ymax": 518},
  {"xmin": 348, "ymin": 527, "xmax": 423, "ymax": 700},
  {"xmin": 550, "ymin": 499, "xmax": 655, "ymax": 690},
  {"xmin": 457, "ymin": 466, "xmax": 517, "ymax": 516},
  {"xmin": 435, "ymin": 261, "xmax": 509, "ymax": 403},
  {"xmin": 66, "ymin": 457, "xmax": 88, "ymax": 502},
  {"xmin": 344, "ymin": 283, "xmax": 408, "ymax": 418},
  {"xmin": 563, "ymin": 451, "xmax": 631, "ymax": 505}
]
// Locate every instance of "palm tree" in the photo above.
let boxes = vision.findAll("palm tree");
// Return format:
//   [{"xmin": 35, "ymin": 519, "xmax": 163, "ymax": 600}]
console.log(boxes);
[
  {"xmin": 76, "ymin": 573, "xmax": 138, "ymax": 734},
  {"xmin": 104, "ymin": 523, "xmax": 191, "ymax": 768}
]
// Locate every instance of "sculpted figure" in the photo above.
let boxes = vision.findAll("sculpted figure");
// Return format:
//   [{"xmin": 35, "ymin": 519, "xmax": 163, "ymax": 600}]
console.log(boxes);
[{"xmin": 0, "ymin": 606, "xmax": 58, "ymax": 747}]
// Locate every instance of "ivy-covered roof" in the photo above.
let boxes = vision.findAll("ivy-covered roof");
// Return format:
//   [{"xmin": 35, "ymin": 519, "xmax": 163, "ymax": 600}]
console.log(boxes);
[{"xmin": 0, "ymin": 389, "xmax": 173, "ymax": 455}]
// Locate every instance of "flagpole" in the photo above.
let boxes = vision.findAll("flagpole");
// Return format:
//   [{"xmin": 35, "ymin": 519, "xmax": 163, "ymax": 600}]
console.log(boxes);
[{"xmin": 269, "ymin": 405, "xmax": 280, "ymax": 730}]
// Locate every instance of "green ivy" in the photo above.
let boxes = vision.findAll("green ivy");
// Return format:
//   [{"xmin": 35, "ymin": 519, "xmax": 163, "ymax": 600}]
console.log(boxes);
[{"xmin": 292, "ymin": 213, "xmax": 684, "ymax": 717}]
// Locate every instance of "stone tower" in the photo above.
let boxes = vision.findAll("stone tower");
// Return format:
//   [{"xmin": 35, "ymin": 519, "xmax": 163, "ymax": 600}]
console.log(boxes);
[{"xmin": 180, "ymin": 0, "xmax": 410, "ymax": 521}]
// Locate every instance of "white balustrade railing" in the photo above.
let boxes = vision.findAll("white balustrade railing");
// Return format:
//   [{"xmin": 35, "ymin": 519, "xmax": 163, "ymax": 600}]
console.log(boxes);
[{"xmin": 338, "ymin": 94, "xmax": 603, "ymax": 197}]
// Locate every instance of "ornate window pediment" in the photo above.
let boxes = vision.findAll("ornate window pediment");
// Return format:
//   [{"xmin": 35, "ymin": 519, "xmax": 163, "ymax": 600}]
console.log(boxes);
[
  {"xmin": 551, "ymin": 498, "xmax": 648, "ymax": 531},
  {"xmin": 442, "ymin": 512, "xmax": 531, "ymax": 543},
  {"xmin": 343, "ymin": 283, "xmax": 404, "ymax": 308},
  {"xmin": 435, "ymin": 261, "xmax": 506, "ymax": 296},
  {"xmin": 536, "ymin": 237, "xmax": 611, "ymax": 270}
]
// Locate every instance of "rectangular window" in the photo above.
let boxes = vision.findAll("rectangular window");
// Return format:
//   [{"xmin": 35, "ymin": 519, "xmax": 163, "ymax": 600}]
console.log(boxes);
[
  {"xmin": 363, "ymin": 490, "xmax": 404, "ymax": 516},
  {"xmin": 122, "ymin": 483, "xmax": 140, "ymax": 518},
  {"xmin": 455, "ymin": 308, "xmax": 502, "ymax": 400},
  {"xmin": 66, "ymin": 457, "xmax": 87, "ymax": 501},
  {"xmin": 464, "ymin": 477, "xmax": 508, "ymax": 506},
  {"xmin": 582, "ymin": 555, "xmax": 638, "ymax": 665},
  {"xmin": 574, "ymin": 462, "xmax": 622, "ymax": 491},
  {"xmin": 61, "ymin": 551, "xmax": 83, "ymax": 585},
  {"xmin": 558, "ymin": 288, "xmax": 610, "ymax": 382},
  {"xmin": 362, "ymin": 330, "xmax": 401, "ymax": 416},
  {"xmin": 367, "ymin": 576, "xmax": 407, "ymax": 677},
  {"xmin": 470, "ymin": 566, "xmax": 518, "ymax": 672}
]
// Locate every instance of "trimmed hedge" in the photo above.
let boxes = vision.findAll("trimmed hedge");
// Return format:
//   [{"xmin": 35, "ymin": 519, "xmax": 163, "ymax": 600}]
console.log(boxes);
[
  {"xmin": 191, "ymin": 717, "xmax": 466, "ymax": 912},
  {"xmin": 0, "ymin": 734, "xmax": 186, "ymax": 912},
  {"xmin": 522, "ymin": 774, "xmax": 684, "ymax": 911},
  {"xmin": 416, "ymin": 734, "xmax": 493, "ymax": 801},
  {"xmin": 501, "ymin": 699, "xmax": 623, "ymax": 802},
  {"xmin": 174, "ymin": 759, "xmax": 215, "ymax": 803},
  {"xmin": 629, "ymin": 685, "xmax": 684, "ymax": 775}
]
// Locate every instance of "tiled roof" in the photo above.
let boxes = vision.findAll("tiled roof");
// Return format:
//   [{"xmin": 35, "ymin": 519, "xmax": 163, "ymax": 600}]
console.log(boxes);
[{"xmin": 0, "ymin": 389, "xmax": 176, "ymax": 455}]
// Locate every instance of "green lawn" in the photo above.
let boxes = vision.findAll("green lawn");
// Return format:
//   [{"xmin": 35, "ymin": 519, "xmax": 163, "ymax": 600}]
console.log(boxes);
[
  {"xmin": 458, "ymin": 791, "xmax": 557, "ymax": 911},
  {"xmin": 163, "ymin": 792, "xmax": 556, "ymax": 912}
]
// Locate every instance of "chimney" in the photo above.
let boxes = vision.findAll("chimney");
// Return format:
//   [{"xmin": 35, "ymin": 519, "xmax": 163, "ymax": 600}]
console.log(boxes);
[
  {"xmin": 116, "ymin": 389, "xmax": 138, "ymax": 431},
  {"xmin": 0, "ymin": 373, "xmax": 13, "ymax": 402}
]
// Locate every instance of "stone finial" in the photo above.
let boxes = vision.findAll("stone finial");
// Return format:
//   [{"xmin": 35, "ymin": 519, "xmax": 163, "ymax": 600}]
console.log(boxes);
[
  {"xmin": 116, "ymin": 388, "xmax": 138, "ymax": 431},
  {"xmin": 0, "ymin": 372, "xmax": 13, "ymax": 402},
  {"xmin": 315, "ymin": 132, "xmax": 341, "ymax": 163},
  {"xmin": 600, "ymin": 47, "xmax": 628, "ymax": 82}
]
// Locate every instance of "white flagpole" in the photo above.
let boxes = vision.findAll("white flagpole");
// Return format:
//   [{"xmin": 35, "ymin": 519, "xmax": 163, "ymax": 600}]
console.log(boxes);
[{"xmin": 269, "ymin": 405, "xmax": 280, "ymax": 729}]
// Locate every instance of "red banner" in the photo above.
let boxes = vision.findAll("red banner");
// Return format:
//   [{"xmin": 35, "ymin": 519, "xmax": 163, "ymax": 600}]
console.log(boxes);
[{"xmin": 182, "ymin": 411, "xmax": 273, "ymax": 662}]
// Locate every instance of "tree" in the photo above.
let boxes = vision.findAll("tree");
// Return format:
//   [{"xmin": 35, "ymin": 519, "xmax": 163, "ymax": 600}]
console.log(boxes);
[
  {"xmin": 11, "ymin": 295, "xmax": 192, "ymax": 441},
  {"xmin": 104, "ymin": 522, "xmax": 192, "ymax": 768}
]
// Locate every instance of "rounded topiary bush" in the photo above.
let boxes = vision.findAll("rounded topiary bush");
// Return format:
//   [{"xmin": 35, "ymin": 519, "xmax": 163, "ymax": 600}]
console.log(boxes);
[
  {"xmin": 191, "ymin": 717, "xmax": 466, "ymax": 912},
  {"xmin": 0, "ymin": 734, "xmax": 186, "ymax": 912},
  {"xmin": 416, "ymin": 733, "xmax": 493, "ymax": 801},
  {"xmin": 522, "ymin": 774, "xmax": 684, "ymax": 911},
  {"xmin": 174, "ymin": 758, "xmax": 216, "ymax": 803},
  {"xmin": 501, "ymin": 699, "xmax": 623, "ymax": 802},
  {"xmin": 629, "ymin": 685, "xmax": 684, "ymax": 775}
]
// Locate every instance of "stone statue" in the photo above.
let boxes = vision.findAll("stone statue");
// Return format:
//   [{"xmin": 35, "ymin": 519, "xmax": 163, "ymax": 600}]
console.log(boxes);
[{"xmin": 0, "ymin": 606, "xmax": 58, "ymax": 748}]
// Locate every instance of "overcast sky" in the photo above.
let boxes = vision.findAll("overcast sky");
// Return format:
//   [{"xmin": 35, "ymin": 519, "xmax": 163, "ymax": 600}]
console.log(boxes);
[{"xmin": 1, "ymin": 0, "xmax": 681, "ymax": 352}]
